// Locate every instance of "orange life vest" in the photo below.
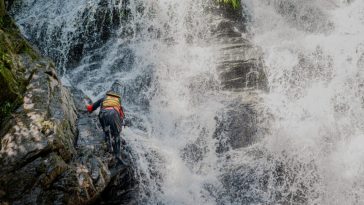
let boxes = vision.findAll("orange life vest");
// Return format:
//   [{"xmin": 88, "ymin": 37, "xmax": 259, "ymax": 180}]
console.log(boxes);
[{"xmin": 102, "ymin": 93, "xmax": 125, "ymax": 119}]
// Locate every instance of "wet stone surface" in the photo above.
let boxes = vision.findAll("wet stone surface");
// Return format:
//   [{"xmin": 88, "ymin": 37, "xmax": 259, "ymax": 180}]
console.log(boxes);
[
  {"xmin": 71, "ymin": 87, "xmax": 141, "ymax": 205},
  {"xmin": 0, "ymin": 52, "xmax": 140, "ymax": 205}
]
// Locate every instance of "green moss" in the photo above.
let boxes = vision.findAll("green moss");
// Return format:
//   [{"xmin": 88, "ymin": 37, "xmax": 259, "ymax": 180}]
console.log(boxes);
[
  {"xmin": 0, "ymin": 37, "xmax": 27, "ymax": 123},
  {"xmin": 23, "ymin": 44, "xmax": 39, "ymax": 60},
  {"xmin": 0, "ymin": 101, "xmax": 17, "ymax": 120},
  {"xmin": 0, "ymin": 14, "xmax": 37, "ymax": 54},
  {"xmin": 0, "ymin": 53, "xmax": 11, "ymax": 68},
  {"xmin": 217, "ymin": 0, "xmax": 240, "ymax": 9},
  {"xmin": 0, "ymin": 0, "xmax": 5, "ymax": 18},
  {"xmin": 0, "ymin": 66, "xmax": 17, "ymax": 89},
  {"xmin": 0, "ymin": 67, "xmax": 23, "ymax": 123}
]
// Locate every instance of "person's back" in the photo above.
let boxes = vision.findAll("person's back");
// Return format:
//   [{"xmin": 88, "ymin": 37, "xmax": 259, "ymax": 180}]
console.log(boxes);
[{"xmin": 86, "ymin": 90, "xmax": 125, "ymax": 165}]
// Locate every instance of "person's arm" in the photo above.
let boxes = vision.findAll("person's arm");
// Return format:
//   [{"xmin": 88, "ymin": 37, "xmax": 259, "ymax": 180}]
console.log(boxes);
[
  {"xmin": 119, "ymin": 97, "xmax": 125, "ymax": 119},
  {"xmin": 119, "ymin": 97, "xmax": 132, "ymax": 127},
  {"xmin": 86, "ymin": 97, "xmax": 104, "ymax": 113}
]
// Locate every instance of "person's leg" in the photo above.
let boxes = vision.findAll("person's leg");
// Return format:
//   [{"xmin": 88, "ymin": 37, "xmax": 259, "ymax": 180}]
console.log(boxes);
[
  {"xmin": 99, "ymin": 110, "xmax": 113, "ymax": 152},
  {"xmin": 113, "ymin": 133, "xmax": 121, "ymax": 159},
  {"xmin": 110, "ymin": 109, "xmax": 124, "ymax": 165},
  {"xmin": 104, "ymin": 126, "xmax": 113, "ymax": 153}
]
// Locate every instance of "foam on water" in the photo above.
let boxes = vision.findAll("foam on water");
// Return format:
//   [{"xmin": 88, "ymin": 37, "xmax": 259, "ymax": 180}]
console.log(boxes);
[{"xmin": 250, "ymin": 0, "xmax": 364, "ymax": 203}]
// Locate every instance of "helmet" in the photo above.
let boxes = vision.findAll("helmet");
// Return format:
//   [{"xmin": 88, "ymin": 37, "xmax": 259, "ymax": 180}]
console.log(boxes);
[{"xmin": 107, "ymin": 80, "xmax": 123, "ymax": 97}]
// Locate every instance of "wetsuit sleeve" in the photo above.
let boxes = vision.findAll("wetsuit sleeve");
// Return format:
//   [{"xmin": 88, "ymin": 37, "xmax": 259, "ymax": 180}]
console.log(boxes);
[{"xmin": 91, "ymin": 97, "xmax": 104, "ymax": 111}]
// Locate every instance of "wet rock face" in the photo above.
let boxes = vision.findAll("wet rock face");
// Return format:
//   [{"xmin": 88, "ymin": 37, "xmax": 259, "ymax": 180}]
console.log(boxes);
[
  {"xmin": 214, "ymin": 102, "xmax": 258, "ymax": 153},
  {"xmin": 0, "ymin": 59, "xmax": 79, "ymax": 204},
  {"xmin": 208, "ymin": 1, "xmax": 268, "ymax": 91},
  {"xmin": 63, "ymin": 0, "xmax": 129, "ymax": 69},
  {"xmin": 206, "ymin": 151, "xmax": 320, "ymax": 205},
  {"xmin": 8, "ymin": 0, "xmax": 130, "ymax": 70},
  {"xmin": 72, "ymin": 87, "xmax": 141, "ymax": 205},
  {"xmin": 100, "ymin": 166, "xmax": 139, "ymax": 205},
  {"xmin": 0, "ymin": 12, "xmax": 38, "ymax": 124},
  {"xmin": 208, "ymin": 1, "xmax": 247, "ymax": 35}
]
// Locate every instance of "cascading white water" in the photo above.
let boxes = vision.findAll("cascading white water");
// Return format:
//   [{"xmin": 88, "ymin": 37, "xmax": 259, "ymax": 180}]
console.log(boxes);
[
  {"xmin": 10, "ymin": 0, "xmax": 364, "ymax": 204},
  {"xmin": 11, "ymin": 0, "xmax": 227, "ymax": 203},
  {"xmin": 117, "ymin": 1, "xmax": 224, "ymax": 203},
  {"xmin": 249, "ymin": 0, "xmax": 364, "ymax": 204}
]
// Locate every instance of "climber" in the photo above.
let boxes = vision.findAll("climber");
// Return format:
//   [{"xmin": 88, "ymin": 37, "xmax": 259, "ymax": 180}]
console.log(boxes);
[{"xmin": 85, "ymin": 82, "xmax": 127, "ymax": 165}]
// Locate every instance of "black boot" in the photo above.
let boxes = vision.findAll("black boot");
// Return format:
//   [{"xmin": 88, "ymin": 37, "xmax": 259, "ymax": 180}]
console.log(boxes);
[{"xmin": 114, "ymin": 136, "xmax": 127, "ymax": 166}]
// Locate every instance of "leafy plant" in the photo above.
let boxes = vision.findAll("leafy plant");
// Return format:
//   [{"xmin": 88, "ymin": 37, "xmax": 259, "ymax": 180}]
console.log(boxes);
[
  {"xmin": 217, "ymin": 0, "xmax": 240, "ymax": 9},
  {"xmin": 0, "ymin": 101, "xmax": 16, "ymax": 123}
]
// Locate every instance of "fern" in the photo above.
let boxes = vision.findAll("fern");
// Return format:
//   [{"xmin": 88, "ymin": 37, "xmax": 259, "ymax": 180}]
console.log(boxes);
[{"xmin": 217, "ymin": 0, "xmax": 240, "ymax": 9}]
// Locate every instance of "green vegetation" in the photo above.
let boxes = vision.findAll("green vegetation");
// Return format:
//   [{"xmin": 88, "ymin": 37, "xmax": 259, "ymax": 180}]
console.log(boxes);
[
  {"xmin": 217, "ymin": 0, "xmax": 240, "ymax": 9},
  {"xmin": 0, "ymin": 0, "xmax": 5, "ymax": 17},
  {"xmin": 0, "ymin": 101, "xmax": 17, "ymax": 119},
  {"xmin": 0, "ymin": 54, "xmax": 24, "ymax": 112},
  {"xmin": 0, "ymin": 66, "xmax": 23, "ymax": 124}
]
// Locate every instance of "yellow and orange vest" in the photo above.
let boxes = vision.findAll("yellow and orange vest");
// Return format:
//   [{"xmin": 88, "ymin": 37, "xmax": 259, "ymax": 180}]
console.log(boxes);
[{"xmin": 102, "ymin": 93, "xmax": 125, "ymax": 119}]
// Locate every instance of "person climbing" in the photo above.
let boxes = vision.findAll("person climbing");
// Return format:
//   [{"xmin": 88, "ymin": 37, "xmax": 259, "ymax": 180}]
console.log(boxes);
[{"xmin": 85, "ymin": 82, "xmax": 127, "ymax": 165}]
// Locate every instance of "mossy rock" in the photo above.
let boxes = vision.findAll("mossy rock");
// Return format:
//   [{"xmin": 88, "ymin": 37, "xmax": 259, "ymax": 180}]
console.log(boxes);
[
  {"xmin": 0, "ymin": 12, "xmax": 40, "ymax": 123},
  {"xmin": 0, "ymin": 14, "xmax": 39, "ymax": 58},
  {"xmin": 216, "ymin": 0, "xmax": 240, "ymax": 9},
  {"xmin": 0, "ymin": 67, "xmax": 23, "ymax": 123}
]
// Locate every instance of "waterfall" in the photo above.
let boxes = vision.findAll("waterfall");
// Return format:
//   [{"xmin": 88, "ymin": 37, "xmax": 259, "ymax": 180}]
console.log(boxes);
[
  {"xmin": 250, "ymin": 0, "xmax": 364, "ymax": 204},
  {"xmin": 9, "ymin": 0, "xmax": 364, "ymax": 204}
]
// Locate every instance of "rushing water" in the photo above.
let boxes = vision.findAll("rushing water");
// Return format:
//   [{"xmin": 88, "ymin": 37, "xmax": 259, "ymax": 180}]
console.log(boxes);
[
  {"xmin": 10, "ymin": 0, "xmax": 364, "ymax": 204},
  {"xmin": 250, "ymin": 0, "xmax": 364, "ymax": 204}
]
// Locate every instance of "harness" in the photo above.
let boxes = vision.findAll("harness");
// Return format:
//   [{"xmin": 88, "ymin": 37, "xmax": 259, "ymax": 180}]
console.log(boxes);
[{"xmin": 102, "ymin": 93, "xmax": 125, "ymax": 119}]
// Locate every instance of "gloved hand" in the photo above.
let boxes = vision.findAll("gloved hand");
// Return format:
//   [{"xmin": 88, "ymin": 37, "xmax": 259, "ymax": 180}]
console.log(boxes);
[{"xmin": 86, "ymin": 104, "xmax": 93, "ymax": 113}]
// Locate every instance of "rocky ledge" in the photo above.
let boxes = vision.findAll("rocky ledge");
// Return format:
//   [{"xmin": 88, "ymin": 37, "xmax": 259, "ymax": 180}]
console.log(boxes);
[{"xmin": 0, "ymin": 4, "xmax": 139, "ymax": 205}]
